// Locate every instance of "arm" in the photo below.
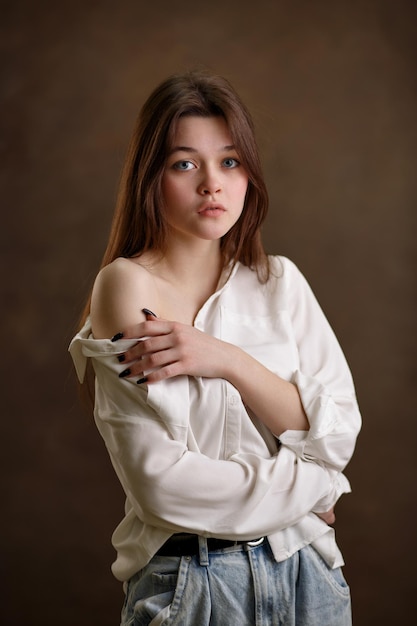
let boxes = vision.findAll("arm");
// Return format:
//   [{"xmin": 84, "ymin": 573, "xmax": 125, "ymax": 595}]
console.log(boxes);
[
  {"xmin": 99, "ymin": 259, "xmax": 361, "ymax": 472},
  {"xmin": 117, "ymin": 316, "xmax": 309, "ymax": 434},
  {"xmin": 278, "ymin": 257, "xmax": 362, "ymax": 471},
  {"xmin": 70, "ymin": 325, "xmax": 343, "ymax": 538},
  {"xmin": 72, "ymin": 259, "xmax": 345, "ymax": 537},
  {"xmin": 94, "ymin": 259, "xmax": 309, "ymax": 435}
]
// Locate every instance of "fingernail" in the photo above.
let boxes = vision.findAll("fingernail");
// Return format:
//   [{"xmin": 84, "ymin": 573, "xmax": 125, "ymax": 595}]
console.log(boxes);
[
  {"xmin": 119, "ymin": 368, "xmax": 131, "ymax": 378},
  {"xmin": 111, "ymin": 332, "xmax": 124, "ymax": 342},
  {"xmin": 117, "ymin": 354, "xmax": 126, "ymax": 362},
  {"xmin": 137, "ymin": 377, "xmax": 148, "ymax": 384},
  {"xmin": 142, "ymin": 308, "xmax": 157, "ymax": 318}
]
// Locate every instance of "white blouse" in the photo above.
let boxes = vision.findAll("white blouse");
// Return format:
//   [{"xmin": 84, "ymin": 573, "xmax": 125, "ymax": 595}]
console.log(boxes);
[{"xmin": 69, "ymin": 256, "xmax": 361, "ymax": 582}]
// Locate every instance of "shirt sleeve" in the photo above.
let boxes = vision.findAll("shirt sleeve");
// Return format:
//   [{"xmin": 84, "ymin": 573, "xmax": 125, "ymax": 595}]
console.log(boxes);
[
  {"xmin": 69, "ymin": 325, "xmax": 346, "ymax": 539},
  {"xmin": 277, "ymin": 257, "xmax": 362, "ymax": 472}
]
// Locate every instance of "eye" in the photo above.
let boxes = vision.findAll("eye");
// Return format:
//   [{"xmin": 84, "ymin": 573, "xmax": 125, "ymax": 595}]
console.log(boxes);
[
  {"xmin": 222, "ymin": 157, "xmax": 239, "ymax": 169},
  {"xmin": 173, "ymin": 160, "xmax": 195, "ymax": 171}
]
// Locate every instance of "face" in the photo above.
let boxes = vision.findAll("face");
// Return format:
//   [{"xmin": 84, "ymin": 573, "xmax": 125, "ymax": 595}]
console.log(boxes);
[{"xmin": 161, "ymin": 116, "xmax": 249, "ymax": 246}]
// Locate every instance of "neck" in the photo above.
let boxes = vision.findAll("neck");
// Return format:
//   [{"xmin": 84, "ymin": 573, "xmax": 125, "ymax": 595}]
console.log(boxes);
[
  {"xmin": 144, "ymin": 238, "xmax": 224, "ymax": 323},
  {"xmin": 162, "ymin": 239, "xmax": 222, "ymax": 288}
]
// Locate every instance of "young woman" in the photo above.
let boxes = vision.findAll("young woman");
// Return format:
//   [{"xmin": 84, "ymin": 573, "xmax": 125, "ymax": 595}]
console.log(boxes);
[{"xmin": 69, "ymin": 71, "xmax": 361, "ymax": 625}]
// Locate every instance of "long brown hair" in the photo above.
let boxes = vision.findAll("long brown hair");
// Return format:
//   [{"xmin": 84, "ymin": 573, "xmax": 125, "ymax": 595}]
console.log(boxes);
[
  {"xmin": 80, "ymin": 70, "xmax": 270, "ymax": 328},
  {"xmin": 76, "ymin": 71, "xmax": 271, "ymax": 406}
]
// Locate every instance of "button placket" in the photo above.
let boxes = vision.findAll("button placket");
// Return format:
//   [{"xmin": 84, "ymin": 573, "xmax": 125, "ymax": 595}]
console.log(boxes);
[{"xmin": 224, "ymin": 383, "xmax": 241, "ymax": 458}]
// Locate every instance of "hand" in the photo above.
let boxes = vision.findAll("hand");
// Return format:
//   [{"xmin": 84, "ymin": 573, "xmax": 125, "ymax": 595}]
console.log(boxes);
[
  {"xmin": 114, "ymin": 310, "xmax": 310, "ymax": 436},
  {"xmin": 315, "ymin": 507, "xmax": 336, "ymax": 525},
  {"xmin": 114, "ymin": 311, "xmax": 233, "ymax": 384}
]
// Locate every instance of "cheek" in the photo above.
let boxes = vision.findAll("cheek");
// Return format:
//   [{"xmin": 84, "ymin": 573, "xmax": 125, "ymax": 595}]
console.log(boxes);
[
  {"xmin": 237, "ymin": 177, "xmax": 249, "ymax": 205},
  {"xmin": 160, "ymin": 175, "xmax": 172, "ymax": 201},
  {"xmin": 161, "ymin": 179, "xmax": 180, "ymax": 214},
  {"xmin": 161, "ymin": 175, "xmax": 188, "ymax": 202},
  {"xmin": 236, "ymin": 170, "xmax": 249, "ymax": 192}
]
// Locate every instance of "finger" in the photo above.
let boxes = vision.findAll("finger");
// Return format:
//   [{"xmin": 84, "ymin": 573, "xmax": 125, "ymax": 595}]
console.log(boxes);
[
  {"xmin": 119, "ymin": 344, "xmax": 179, "ymax": 380},
  {"xmin": 141, "ymin": 346, "xmax": 181, "ymax": 372},
  {"xmin": 122, "ymin": 333, "xmax": 175, "ymax": 364},
  {"xmin": 139, "ymin": 320, "xmax": 174, "ymax": 337},
  {"xmin": 111, "ymin": 309, "xmax": 158, "ymax": 343},
  {"xmin": 139, "ymin": 359, "xmax": 184, "ymax": 384},
  {"xmin": 116, "ymin": 325, "xmax": 176, "ymax": 371},
  {"xmin": 142, "ymin": 308, "xmax": 158, "ymax": 318},
  {"xmin": 112, "ymin": 320, "xmax": 173, "ymax": 342}
]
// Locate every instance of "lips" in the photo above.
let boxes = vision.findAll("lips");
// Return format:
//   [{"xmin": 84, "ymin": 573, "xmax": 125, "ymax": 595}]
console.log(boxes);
[{"xmin": 198, "ymin": 203, "xmax": 226, "ymax": 217}]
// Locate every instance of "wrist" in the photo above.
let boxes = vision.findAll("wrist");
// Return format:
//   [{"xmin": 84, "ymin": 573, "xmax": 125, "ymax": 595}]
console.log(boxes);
[
  {"xmin": 217, "ymin": 341, "xmax": 246, "ymax": 383},
  {"xmin": 221, "ymin": 343, "xmax": 252, "ymax": 391}
]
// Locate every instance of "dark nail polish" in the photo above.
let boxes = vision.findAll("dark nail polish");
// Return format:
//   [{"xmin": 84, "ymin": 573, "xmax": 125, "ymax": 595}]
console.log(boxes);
[
  {"xmin": 142, "ymin": 308, "xmax": 157, "ymax": 318},
  {"xmin": 117, "ymin": 354, "xmax": 126, "ymax": 363},
  {"xmin": 111, "ymin": 332, "xmax": 124, "ymax": 342},
  {"xmin": 137, "ymin": 377, "xmax": 148, "ymax": 384},
  {"xmin": 119, "ymin": 368, "xmax": 131, "ymax": 378}
]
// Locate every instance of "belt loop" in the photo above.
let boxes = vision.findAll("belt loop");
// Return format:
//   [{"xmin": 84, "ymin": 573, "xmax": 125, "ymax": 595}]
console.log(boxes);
[{"xmin": 198, "ymin": 536, "xmax": 209, "ymax": 566}]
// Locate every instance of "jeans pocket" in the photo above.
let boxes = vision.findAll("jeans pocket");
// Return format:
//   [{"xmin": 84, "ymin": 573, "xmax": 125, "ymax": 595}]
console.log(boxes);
[
  {"xmin": 306, "ymin": 545, "xmax": 351, "ymax": 598},
  {"xmin": 121, "ymin": 558, "xmax": 183, "ymax": 626}
]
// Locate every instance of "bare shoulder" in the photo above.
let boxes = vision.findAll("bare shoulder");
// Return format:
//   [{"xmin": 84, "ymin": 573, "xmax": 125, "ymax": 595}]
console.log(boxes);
[
  {"xmin": 90, "ymin": 257, "xmax": 157, "ymax": 339},
  {"xmin": 93, "ymin": 256, "xmax": 152, "ymax": 286}
]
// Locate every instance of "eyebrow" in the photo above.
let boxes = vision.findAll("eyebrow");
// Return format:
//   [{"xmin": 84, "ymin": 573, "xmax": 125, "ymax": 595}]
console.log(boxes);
[{"xmin": 168, "ymin": 144, "xmax": 236, "ymax": 155}]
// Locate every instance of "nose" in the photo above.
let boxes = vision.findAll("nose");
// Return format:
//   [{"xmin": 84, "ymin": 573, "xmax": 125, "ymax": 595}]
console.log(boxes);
[{"xmin": 197, "ymin": 167, "xmax": 221, "ymax": 195}]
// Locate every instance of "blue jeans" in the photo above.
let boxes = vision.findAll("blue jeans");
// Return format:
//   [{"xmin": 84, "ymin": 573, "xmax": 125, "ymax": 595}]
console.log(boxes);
[{"xmin": 120, "ymin": 538, "xmax": 352, "ymax": 625}]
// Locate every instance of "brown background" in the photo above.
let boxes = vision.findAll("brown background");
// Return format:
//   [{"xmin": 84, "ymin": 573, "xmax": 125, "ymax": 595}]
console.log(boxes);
[{"xmin": 1, "ymin": 1, "xmax": 416, "ymax": 624}]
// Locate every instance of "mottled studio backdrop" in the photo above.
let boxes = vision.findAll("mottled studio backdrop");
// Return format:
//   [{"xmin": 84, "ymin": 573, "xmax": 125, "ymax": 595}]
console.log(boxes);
[{"xmin": 1, "ymin": 1, "xmax": 416, "ymax": 624}]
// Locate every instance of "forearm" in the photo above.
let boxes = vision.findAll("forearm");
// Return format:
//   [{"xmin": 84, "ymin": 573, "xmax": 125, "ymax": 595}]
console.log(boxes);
[
  {"xmin": 97, "ymin": 411, "xmax": 332, "ymax": 538},
  {"xmin": 220, "ymin": 343, "xmax": 309, "ymax": 436},
  {"xmin": 69, "ymin": 321, "xmax": 350, "ymax": 537}
]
